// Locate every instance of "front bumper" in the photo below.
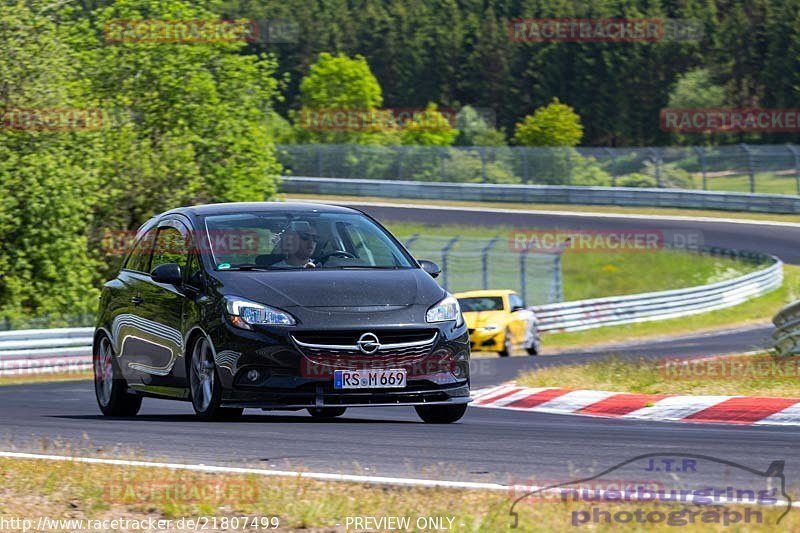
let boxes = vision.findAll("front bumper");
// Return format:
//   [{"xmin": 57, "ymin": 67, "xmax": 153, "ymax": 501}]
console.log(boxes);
[
  {"xmin": 212, "ymin": 321, "xmax": 471, "ymax": 408},
  {"xmin": 221, "ymin": 383, "xmax": 471, "ymax": 409},
  {"xmin": 468, "ymin": 328, "xmax": 503, "ymax": 351}
]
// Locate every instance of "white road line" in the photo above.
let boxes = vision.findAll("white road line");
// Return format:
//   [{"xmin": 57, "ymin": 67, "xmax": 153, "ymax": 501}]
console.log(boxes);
[
  {"xmin": 1, "ymin": 451, "xmax": 796, "ymax": 512},
  {"xmin": 624, "ymin": 395, "xmax": 735, "ymax": 421},
  {"xmin": 0, "ymin": 451, "xmax": 510, "ymax": 492},
  {"xmin": 290, "ymin": 199, "xmax": 800, "ymax": 229}
]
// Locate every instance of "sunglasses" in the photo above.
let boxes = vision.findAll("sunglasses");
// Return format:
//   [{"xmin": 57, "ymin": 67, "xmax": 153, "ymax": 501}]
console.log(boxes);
[{"xmin": 299, "ymin": 233, "xmax": 319, "ymax": 243}]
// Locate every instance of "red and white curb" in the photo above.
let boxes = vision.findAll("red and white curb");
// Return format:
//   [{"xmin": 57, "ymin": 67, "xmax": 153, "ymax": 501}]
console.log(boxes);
[{"xmin": 471, "ymin": 384, "xmax": 800, "ymax": 426}]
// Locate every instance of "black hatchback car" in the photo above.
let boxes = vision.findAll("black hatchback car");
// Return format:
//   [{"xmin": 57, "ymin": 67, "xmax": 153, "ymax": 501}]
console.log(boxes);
[{"xmin": 93, "ymin": 202, "xmax": 471, "ymax": 423}]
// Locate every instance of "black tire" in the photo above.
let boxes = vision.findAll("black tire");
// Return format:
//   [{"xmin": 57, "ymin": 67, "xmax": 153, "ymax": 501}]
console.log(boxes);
[
  {"xmin": 415, "ymin": 403, "xmax": 468, "ymax": 424},
  {"xmin": 526, "ymin": 327, "xmax": 541, "ymax": 356},
  {"xmin": 189, "ymin": 336, "xmax": 242, "ymax": 421},
  {"xmin": 94, "ymin": 335, "xmax": 142, "ymax": 417},
  {"xmin": 307, "ymin": 407, "xmax": 347, "ymax": 419},
  {"xmin": 497, "ymin": 328, "xmax": 512, "ymax": 357}
]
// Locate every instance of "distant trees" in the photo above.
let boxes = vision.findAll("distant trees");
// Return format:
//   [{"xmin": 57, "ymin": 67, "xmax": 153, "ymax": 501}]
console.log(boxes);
[
  {"xmin": 0, "ymin": 0, "xmax": 284, "ymax": 325},
  {"xmin": 224, "ymin": 0, "xmax": 799, "ymax": 146},
  {"xmin": 513, "ymin": 99, "xmax": 584, "ymax": 147}
]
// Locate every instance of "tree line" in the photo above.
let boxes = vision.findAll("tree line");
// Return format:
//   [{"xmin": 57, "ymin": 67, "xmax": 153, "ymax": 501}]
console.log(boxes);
[{"xmin": 221, "ymin": 0, "xmax": 800, "ymax": 146}]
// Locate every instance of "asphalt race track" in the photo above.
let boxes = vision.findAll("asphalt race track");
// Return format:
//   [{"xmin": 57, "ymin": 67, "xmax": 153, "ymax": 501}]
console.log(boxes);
[
  {"xmin": 2, "ymin": 205, "xmax": 799, "ymax": 495},
  {"xmin": 353, "ymin": 202, "xmax": 800, "ymax": 264}
]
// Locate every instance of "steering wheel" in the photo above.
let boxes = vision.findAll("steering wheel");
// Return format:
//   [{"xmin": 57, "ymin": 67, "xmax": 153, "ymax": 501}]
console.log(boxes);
[{"xmin": 315, "ymin": 250, "xmax": 356, "ymax": 265}]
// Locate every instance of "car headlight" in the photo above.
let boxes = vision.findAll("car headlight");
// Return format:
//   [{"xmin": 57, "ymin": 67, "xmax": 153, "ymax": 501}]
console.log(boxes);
[
  {"xmin": 426, "ymin": 295, "xmax": 463, "ymax": 325},
  {"xmin": 225, "ymin": 296, "xmax": 296, "ymax": 329}
]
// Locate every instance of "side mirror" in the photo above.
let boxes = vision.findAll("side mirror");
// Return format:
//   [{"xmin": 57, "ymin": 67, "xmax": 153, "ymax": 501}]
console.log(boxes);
[
  {"xmin": 418, "ymin": 259, "xmax": 441, "ymax": 279},
  {"xmin": 511, "ymin": 306, "xmax": 525, "ymax": 312},
  {"xmin": 151, "ymin": 263, "xmax": 183, "ymax": 286}
]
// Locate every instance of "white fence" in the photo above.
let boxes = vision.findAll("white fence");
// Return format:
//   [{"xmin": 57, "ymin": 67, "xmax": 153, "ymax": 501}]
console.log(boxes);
[
  {"xmin": 532, "ymin": 256, "xmax": 783, "ymax": 333},
  {"xmin": 0, "ymin": 254, "xmax": 783, "ymax": 373},
  {"xmin": 0, "ymin": 327, "xmax": 92, "ymax": 376}
]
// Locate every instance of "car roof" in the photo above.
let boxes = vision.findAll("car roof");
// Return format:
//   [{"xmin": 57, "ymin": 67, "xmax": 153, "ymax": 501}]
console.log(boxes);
[
  {"xmin": 454, "ymin": 289, "xmax": 516, "ymax": 298},
  {"xmin": 162, "ymin": 201, "xmax": 360, "ymax": 218}
]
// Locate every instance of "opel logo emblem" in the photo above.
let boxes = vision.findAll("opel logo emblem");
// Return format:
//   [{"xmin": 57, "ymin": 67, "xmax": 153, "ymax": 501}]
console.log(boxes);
[{"xmin": 357, "ymin": 332, "xmax": 381, "ymax": 354}]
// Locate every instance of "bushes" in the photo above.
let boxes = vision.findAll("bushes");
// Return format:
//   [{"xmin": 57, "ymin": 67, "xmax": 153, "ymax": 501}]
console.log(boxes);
[
  {"xmin": 438, "ymin": 150, "xmax": 519, "ymax": 184},
  {"xmin": 0, "ymin": 0, "xmax": 283, "ymax": 325}
]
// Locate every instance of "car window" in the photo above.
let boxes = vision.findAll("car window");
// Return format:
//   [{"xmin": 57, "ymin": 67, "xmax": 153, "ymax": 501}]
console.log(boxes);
[
  {"xmin": 458, "ymin": 297, "xmax": 504, "ymax": 312},
  {"xmin": 151, "ymin": 226, "xmax": 189, "ymax": 272},
  {"xmin": 124, "ymin": 227, "xmax": 157, "ymax": 273},
  {"xmin": 509, "ymin": 294, "xmax": 524, "ymax": 309},
  {"xmin": 185, "ymin": 252, "xmax": 203, "ymax": 287}
]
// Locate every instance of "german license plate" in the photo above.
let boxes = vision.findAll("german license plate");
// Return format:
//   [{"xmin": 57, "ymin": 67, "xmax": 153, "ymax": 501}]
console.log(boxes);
[{"xmin": 333, "ymin": 369, "xmax": 407, "ymax": 389}]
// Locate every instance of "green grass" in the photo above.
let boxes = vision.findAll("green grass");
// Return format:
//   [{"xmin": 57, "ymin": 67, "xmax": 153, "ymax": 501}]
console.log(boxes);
[
  {"xmin": 0, "ymin": 455, "xmax": 794, "ymax": 532},
  {"xmin": 385, "ymin": 221, "xmax": 763, "ymax": 302},
  {"xmin": 515, "ymin": 353, "xmax": 800, "ymax": 397},
  {"xmin": 0, "ymin": 371, "xmax": 91, "ymax": 386},
  {"xmin": 543, "ymin": 265, "xmax": 800, "ymax": 351},
  {"xmin": 284, "ymin": 193, "xmax": 800, "ymax": 223},
  {"xmin": 685, "ymin": 171, "xmax": 800, "ymax": 196}
]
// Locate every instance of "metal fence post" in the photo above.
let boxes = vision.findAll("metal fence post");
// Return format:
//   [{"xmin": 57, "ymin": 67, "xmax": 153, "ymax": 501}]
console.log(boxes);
[
  {"xmin": 396, "ymin": 146, "xmax": 404, "ymax": 180},
  {"xmin": 742, "ymin": 143, "xmax": 755, "ymax": 193},
  {"xmin": 522, "ymin": 147, "xmax": 529, "ymax": 183},
  {"xmin": 604, "ymin": 147, "xmax": 617, "ymax": 187},
  {"xmin": 480, "ymin": 148, "xmax": 487, "ymax": 183},
  {"xmin": 555, "ymin": 253, "xmax": 564, "ymax": 302},
  {"xmin": 648, "ymin": 148, "xmax": 662, "ymax": 187},
  {"xmin": 692, "ymin": 146, "xmax": 707, "ymax": 190},
  {"xmin": 440, "ymin": 147, "xmax": 446, "ymax": 181},
  {"xmin": 565, "ymin": 148, "xmax": 572, "ymax": 185},
  {"xmin": 481, "ymin": 237, "xmax": 501, "ymax": 289},
  {"xmin": 440, "ymin": 236, "xmax": 460, "ymax": 292},
  {"xmin": 519, "ymin": 251, "xmax": 527, "ymax": 304},
  {"xmin": 788, "ymin": 144, "xmax": 800, "ymax": 195},
  {"xmin": 316, "ymin": 145, "xmax": 324, "ymax": 177}
]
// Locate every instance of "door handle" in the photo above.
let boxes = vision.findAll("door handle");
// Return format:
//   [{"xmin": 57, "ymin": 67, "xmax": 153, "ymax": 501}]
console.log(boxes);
[{"xmin": 131, "ymin": 295, "xmax": 144, "ymax": 306}]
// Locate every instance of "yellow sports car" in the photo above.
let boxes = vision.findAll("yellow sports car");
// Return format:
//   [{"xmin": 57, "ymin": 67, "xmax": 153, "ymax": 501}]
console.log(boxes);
[{"xmin": 455, "ymin": 290, "xmax": 540, "ymax": 357}]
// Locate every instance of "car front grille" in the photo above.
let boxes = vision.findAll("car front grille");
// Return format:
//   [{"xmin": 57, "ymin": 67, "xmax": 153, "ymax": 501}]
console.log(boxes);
[{"xmin": 291, "ymin": 328, "xmax": 438, "ymax": 360}]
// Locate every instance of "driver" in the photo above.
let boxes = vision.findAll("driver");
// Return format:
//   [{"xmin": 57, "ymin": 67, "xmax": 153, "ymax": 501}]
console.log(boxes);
[{"xmin": 272, "ymin": 221, "xmax": 318, "ymax": 268}]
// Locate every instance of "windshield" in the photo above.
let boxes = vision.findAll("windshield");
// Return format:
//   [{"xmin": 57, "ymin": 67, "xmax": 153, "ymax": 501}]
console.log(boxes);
[
  {"xmin": 202, "ymin": 211, "xmax": 415, "ymax": 270},
  {"xmin": 458, "ymin": 297, "xmax": 505, "ymax": 312}
]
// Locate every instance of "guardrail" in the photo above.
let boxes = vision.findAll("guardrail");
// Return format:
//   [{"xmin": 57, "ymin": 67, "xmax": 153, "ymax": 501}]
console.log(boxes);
[
  {"xmin": 772, "ymin": 301, "xmax": 800, "ymax": 356},
  {"xmin": 0, "ymin": 251, "xmax": 783, "ymax": 372},
  {"xmin": 281, "ymin": 176, "xmax": 800, "ymax": 214},
  {"xmin": 532, "ymin": 252, "xmax": 783, "ymax": 333},
  {"xmin": 0, "ymin": 327, "xmax": 93, "ymax": 376}
]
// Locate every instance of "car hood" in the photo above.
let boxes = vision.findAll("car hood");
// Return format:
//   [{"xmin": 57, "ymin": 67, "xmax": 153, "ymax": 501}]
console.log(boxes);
[{"xmin": 215, "ymin": 268, "xmax": 445, "ymax": 309}]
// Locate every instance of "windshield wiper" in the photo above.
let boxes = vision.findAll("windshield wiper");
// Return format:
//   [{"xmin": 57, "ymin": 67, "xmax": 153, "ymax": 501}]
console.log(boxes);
[{"xmin": 326, "ymin": 265, "xmax": 404, "ymax": 270}]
